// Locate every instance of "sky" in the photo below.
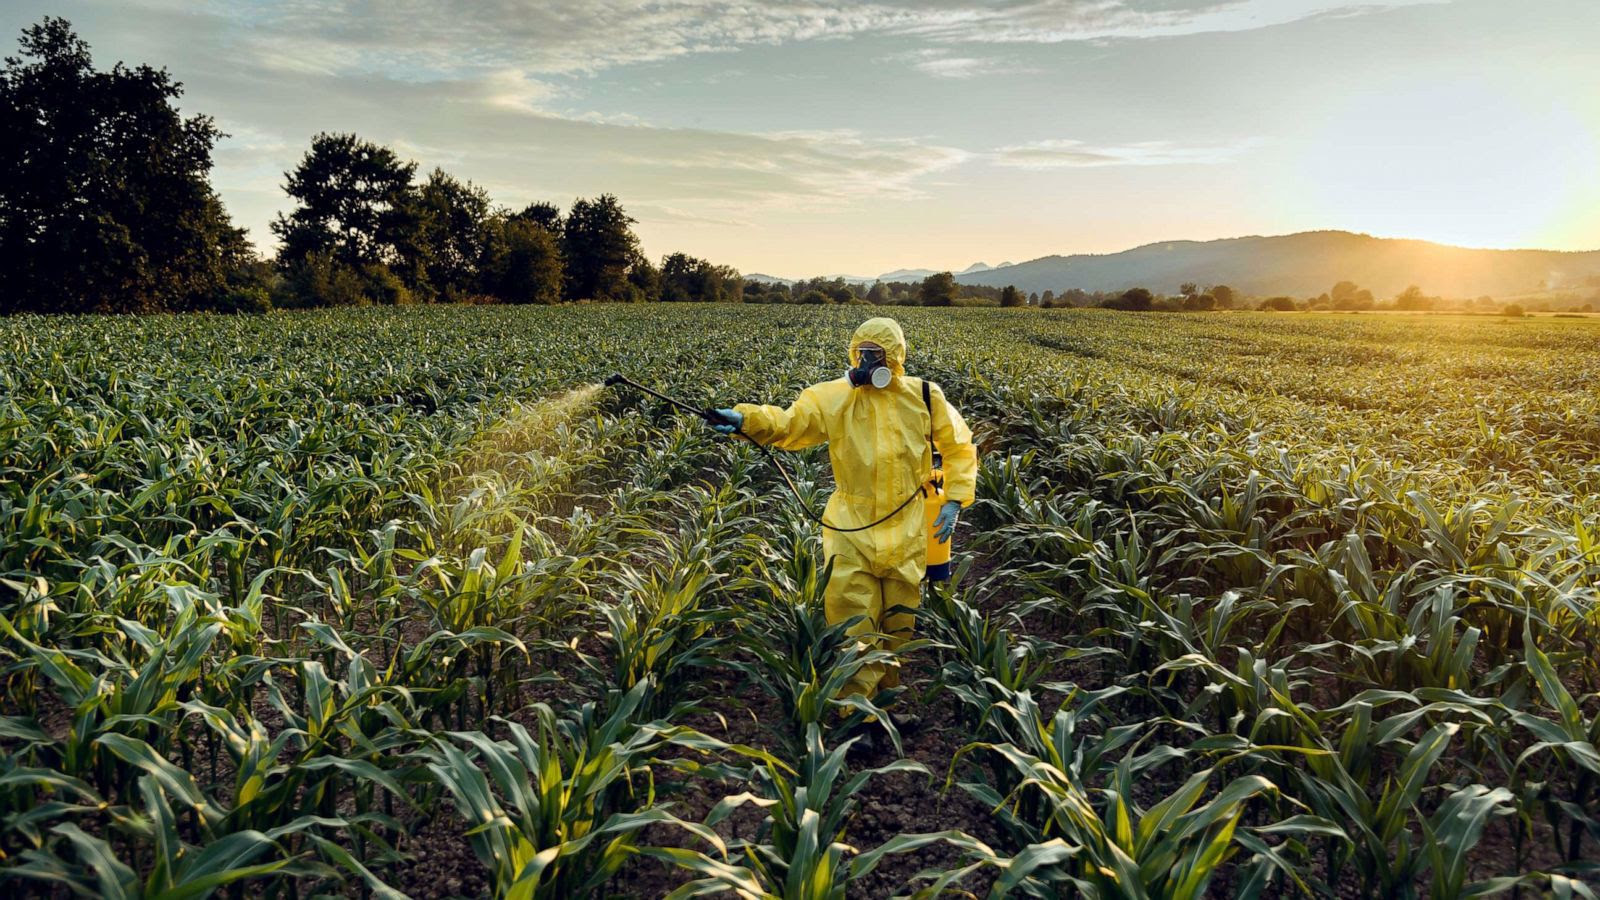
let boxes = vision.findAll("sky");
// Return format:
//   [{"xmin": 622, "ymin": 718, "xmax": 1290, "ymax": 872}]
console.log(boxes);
[{"xmin": 6, "ymin": 0, "xmax": 1596, "ymax": 278}]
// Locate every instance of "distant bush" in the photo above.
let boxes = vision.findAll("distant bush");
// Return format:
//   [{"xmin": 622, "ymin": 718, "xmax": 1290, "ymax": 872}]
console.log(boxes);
[
  {"xmin": 214, "ymin": 286, "xmax": 272, "ymax": 314},
  {"xmin": 1101, "ymin": 287, "xmax": 1154, "ymax": 311},
  {"xmin": 278, "ymin": 252, "xmax": 367, "ymax": 307},
  {"xmin": 1182, "ymin": 293, "xmax": 1216, "ymax": 311},
  {"xmin": 798, "ymin": 289, "xmax": 829, "ymax": 305},
  {"xmin": 1259, "ymin": 296, "xmax": 1298, "ymax": 312},
  {"xmin": 360, "ymin": 264, "xmax": 415, "ymax": 306},
  {"xmin": 1502, "ymin": 303, "xmax": 1526, "ymax": 318}
]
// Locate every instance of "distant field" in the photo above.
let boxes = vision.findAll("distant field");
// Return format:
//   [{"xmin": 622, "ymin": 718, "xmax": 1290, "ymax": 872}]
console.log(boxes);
[{"xmin": 4, "ymin": 305, "xmax": 1599, "ymax": 897}]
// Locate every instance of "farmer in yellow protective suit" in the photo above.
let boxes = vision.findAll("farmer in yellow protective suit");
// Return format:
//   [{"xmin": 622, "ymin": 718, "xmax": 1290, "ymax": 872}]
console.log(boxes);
[{"xmin": 710, "ymin": 317, "xmax": 977, "ymax": 704}]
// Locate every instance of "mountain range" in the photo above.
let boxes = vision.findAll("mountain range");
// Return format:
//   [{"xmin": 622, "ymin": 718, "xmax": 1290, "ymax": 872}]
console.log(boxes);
[
  {"xmin": 954, "ymin": 231, "xmax": 1600, "ymax": 299},
  {"xmin": 751, "ymin": 232, "xmax": 1600, "ymax": 299}
]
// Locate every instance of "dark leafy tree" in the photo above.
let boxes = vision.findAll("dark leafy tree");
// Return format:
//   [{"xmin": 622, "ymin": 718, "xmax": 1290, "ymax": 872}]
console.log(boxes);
[
  {"xmin": 1107, "ymin": 287, "xmax": 1154, "ymax": 311},
  {"xmin": 1183, "ymin": 292, "xmax": 1217, "ymax": 311},
  {"xmin": 627, "ymin": 252, "xmax": 660, "ymax": 302},
  {"xmin": 866, "ymin": 281, "xmax": 890, "ymax": 304},
  {"xmin": 272, "ymin": 133, "xmax": 417, "ymax": 271},
  {"xmin": 660, "ymin": 252, "xmax": 741, "ymax": 302},
  {"xmin": 512, "ymin": 201, "xmax": 564, "ymax": 234},
  {"xmin": 404, "ymin": 168, "xmax": 492, "ymax": 300},
  {"xmin": 920, "ymin": 272, "xmax": 957, "ymax": 307},
  {"xmin": 747, "ymin": 281, "xmax": 790, "ymax": 304},
  {"xmin": 483, "ymin": 217, "xmax": 563, "ymax": 304},
  {"xmin": 792, "ymin": 276, "xmax": 859, "ymax": 304},
  {"xmin": 660, "ymin": 252, "xmax": 698, "ymax": 302},
  {"xmin": 563, "ymin": 194, "xmax": 639, "ymax": 301},
  {"xmin": 1210, "ymin": 284, "xmax": 1236, "ymax": 308},
  {"xmin": 1000, "ymin": 285, "xmax": 1024, "ymax": 307},
  {"xmin": 0, "ymin": 17, "xmax": 248, "ymax": 313}
]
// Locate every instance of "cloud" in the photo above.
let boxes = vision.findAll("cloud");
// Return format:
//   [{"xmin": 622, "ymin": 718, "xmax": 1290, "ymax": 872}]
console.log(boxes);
[
  {"xmin": 896, "ymin": 0, "xmax": 1447, "ymax": 46},
  {"xmin": 106, "ymin": 0, "xmax": 1443, "ymax": 79},
  {"xmin": 172, "ymin": 55, "xmax": 971, "ymax": 242},
  {"xmin": 989, "ymin": 138, "xmax": 1256, "ymax": 168},
  {"xmin": 899, "ymin": 48, "xmax": 1037, "ymax": 79}
]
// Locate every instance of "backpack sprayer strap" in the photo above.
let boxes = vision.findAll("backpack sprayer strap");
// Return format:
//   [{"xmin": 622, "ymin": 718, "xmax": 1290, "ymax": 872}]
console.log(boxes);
[{"xmin": 922, "ymin": 378, "xmax": 943, "ymax": 476}]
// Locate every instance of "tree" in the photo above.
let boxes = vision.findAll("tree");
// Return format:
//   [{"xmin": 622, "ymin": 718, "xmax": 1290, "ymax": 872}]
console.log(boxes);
[
  {"xmin": 798, "ymin": 289, "xmax": 829, "ymax": 305},
  {"xmin": 1000, "ymin": 285, "xmax": 1024, "ymax": 307},
  {"xmin": 1259, "ymin": 296, "xmax": 1297, "ymax": 311},
  {"xmin": 660, "ymin": 252, "xmax": 698, "ymax": 302},
  {"xmin": 627, "ymin": 253, "xmax": 660, "ymax": 302},
  {"xmin": 0, "ymin": 18, "xmax": 247, "ymax": 313},
  {"xmin": 1394, "ymin": 284, "xmax": 1433, "ymax": 311},
  {"xmin": 1179, "ymin": 282, "xmax": 1199, "ymax": 299},
  {"xmin": 512, "ymin": 201, "xmax": 563, "ymax": 234},
  {"xmin": 1041, "ymin": 289, "xmax": 1056, "ymax": 308},
  {"xmin": 1330, "ymin": 280, "xmax": 1375, "ymax": 310},
  {"xmin": 1183, "ymin": 293, "xmax": 1216, "ymax": 311},
  {"xmin": 1114, "ymin": 287, "xmax": 1154, "ymax": 311},
  {"xmin": 920, "ymin": 272, "xmax": 957, "ymax": 307},
  {"xmin": 273, "ymin": 133, "xmax": 417, "ymax": 272},
  {"xmin": 1209, "ymin": 285, "xmax": 1236, "ymax": 309},
  {"xmin": 563, "ymin": 194, "xmax": 639, "ymax": 301},
  {"xmin": 405, "ymin": 168, "xmax": 492, "ymax": 300},
  {"xmin": 483, "ymin": 217, "xmax": 562, "ymax": 304},
  {"xmin": 1501, "ymin": 302, "xmax": 1526, "ymax": 318},
  {"xmin": 659, "ymin": 251, "xmax": 741, "ymax": 302},
  {"xmin": 710, "ymin": 264, "xmax": 745, "ymax": 303},
  {"xmin": 866, "ymin": 281, "xmax": 890, "ymax": 304}
]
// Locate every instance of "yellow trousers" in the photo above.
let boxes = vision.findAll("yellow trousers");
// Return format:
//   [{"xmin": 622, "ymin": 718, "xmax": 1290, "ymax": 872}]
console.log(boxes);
[{"xmin": 824, "ymin": 542, "xmax": 923, "ymax": 699}]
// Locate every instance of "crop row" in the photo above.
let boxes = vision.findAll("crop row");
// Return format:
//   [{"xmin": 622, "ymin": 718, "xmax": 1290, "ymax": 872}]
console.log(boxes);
[{"xmin": 3, "ymin": 305, "xmax": 1599, "ymax": 897}]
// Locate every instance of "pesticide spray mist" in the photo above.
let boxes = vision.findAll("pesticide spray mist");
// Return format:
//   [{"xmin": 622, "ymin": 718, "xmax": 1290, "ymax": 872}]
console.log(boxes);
[{"xmin": 461, "ymin": 382, "xmax": 606, "ymax": 474}]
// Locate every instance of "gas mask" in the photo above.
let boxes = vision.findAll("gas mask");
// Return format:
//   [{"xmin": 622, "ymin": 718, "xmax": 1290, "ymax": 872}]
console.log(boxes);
[{"xmin": 847, "ymin": 346, "xmax": 892, "ymax": 389}]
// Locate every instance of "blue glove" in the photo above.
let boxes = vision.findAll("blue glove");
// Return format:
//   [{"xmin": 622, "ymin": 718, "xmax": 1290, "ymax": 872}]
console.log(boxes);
[
  {"xmin": 933, "ymin": 500, "xmax": 961, "ymax": 543},
  {"xmin": 711, "ymin": 408, "xmax": 742, "ymax": 434}
]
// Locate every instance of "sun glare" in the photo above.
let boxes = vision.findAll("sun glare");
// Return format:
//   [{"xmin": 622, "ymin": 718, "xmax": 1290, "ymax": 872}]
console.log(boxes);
[{"xmin": 1295, "ymin": 76, "xmax": 1599, "ymax": 250}]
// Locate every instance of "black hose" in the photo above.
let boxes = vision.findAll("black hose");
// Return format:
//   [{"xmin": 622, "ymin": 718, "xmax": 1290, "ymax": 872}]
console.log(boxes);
[
  {"xmin": 605, "ymin": 373, "xmax": 925, "ymax": 533},
  {"xmin": 735, "ymin": 429, "xmax": 925, "ymax": 532}
]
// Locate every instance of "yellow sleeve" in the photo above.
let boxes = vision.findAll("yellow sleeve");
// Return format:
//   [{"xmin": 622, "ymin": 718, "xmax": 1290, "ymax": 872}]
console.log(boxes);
[
  {"xmin": 734, "ymin": 384, "xmax": 829, "ymax": 451},
  {"xmin": 931, "ymin": 384, "xmax": 977, "ymax": 507}
]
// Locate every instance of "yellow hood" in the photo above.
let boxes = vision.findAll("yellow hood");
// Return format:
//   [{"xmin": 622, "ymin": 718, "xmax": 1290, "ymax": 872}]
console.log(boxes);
[{"xmin": 849, "ymin": 317, "xmax": 907, "ymax": 376}]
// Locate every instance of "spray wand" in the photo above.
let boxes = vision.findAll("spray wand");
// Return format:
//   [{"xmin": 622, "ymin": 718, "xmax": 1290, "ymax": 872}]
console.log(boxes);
[{"xmin": 603, "ymin": 373, "xmax": 925, "ymax": 533}]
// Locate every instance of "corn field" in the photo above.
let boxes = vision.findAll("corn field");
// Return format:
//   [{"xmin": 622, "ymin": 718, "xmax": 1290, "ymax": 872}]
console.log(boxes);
[{"xmin": 3, "ymin": 304, "xmax": 1600, "ymax": 898}]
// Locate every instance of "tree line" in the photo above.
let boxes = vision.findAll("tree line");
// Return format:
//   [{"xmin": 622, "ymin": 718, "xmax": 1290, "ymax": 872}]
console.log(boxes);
[{"xmin": 0, "ymin": 18, "xmax": 747, "ymax": 314}]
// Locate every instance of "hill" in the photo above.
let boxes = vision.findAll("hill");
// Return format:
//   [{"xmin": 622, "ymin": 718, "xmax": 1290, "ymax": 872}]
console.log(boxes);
[{"xmin": 953, "ymin": 231, "xmax": 1600, "ymax": 299}]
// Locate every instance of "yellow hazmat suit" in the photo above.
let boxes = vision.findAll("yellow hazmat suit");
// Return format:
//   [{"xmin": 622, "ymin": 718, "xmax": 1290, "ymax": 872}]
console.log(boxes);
[{"xmin": 734, "ymin": 318, "xmax": 977, "ymax": 698}]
